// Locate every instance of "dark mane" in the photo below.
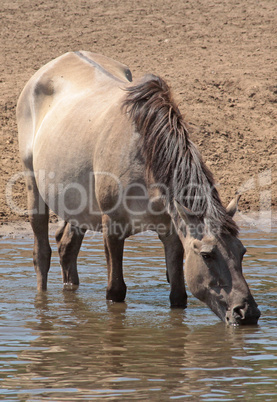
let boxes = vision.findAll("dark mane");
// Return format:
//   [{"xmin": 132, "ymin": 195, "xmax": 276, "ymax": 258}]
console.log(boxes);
[{"xmin": 123, "ymin": 74, "xmax": 238, "ymax": 236}]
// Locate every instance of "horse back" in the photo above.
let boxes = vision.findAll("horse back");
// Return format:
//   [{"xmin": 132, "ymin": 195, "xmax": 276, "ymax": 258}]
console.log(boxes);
[{"xmin": 17, "ymin": 51, "xmax": 132, "ymax": 170}]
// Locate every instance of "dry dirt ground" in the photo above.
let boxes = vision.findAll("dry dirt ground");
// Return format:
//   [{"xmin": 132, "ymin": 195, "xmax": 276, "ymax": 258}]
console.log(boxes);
[{"xmin": 1, "ymin": 0, "xmax": 276, "ymax": 227}]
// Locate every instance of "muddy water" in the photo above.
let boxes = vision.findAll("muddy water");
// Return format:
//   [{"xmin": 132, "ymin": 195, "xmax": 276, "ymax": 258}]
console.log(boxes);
[{"xmin": 0, "ymin": 225, "xmax": 276, "ymax": 401}]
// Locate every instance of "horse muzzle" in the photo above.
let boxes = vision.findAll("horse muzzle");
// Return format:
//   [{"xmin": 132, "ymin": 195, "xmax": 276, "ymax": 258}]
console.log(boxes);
[{"xmin": 225, "ymin": 302, "xmax": 261, "ymax": 326}]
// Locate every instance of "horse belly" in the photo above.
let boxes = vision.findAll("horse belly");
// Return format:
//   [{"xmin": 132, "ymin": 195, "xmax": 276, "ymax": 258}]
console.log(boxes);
[
  {"xmin": 34, "ymin": 160, "xmax": 102, "ymax": 229},
  {"xmin": 32, "ymin": 113, "xmax": 102, "ymax": 230}
]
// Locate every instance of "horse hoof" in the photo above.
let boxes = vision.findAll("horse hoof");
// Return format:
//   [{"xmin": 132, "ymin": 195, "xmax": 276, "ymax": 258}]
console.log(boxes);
[
  {"xmin": 63, "ymin": 282, "xmax": 79, "ymax": 291},
  {"xmin": 170, "ymin": 303, "xmax": 187, "ymax": 309},
  {"xmin": 170, "ymin": 293, "xmax": 188, "ymax": 308},
  {"xmin": 106, "ymin": 287, "xmax": 126, "ymax": 302}
]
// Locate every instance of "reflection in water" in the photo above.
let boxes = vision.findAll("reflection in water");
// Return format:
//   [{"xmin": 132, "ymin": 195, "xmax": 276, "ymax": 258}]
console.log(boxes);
[{"xmin": 0, "ymin": 227, "xmax": 276, "ymax": 400}]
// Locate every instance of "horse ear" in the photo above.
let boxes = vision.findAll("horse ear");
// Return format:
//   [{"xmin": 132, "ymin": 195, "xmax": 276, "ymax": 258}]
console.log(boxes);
[
  {"xmin": 226, "ymin": 194, "xmax": 241, "ymax": 217},
  {"xmin": 174, "ymin": 200, "xmax": 203, "ymax": 239},
  {"xmin": 174, "ymin": 200, "xmax": 200, "ymax": 226},
  {"xmin": 174, "ymin": 199, "xmax": 192, "ymax": 225}
]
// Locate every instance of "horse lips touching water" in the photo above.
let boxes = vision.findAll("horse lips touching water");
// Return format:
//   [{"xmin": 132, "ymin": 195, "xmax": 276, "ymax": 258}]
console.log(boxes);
[{"xmin": 17, "ymin": 51, "xmax": 260, "ymax": 325}]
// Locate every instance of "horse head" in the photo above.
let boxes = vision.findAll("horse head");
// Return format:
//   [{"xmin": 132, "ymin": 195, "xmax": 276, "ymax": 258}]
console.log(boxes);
[{"xmin": 175, "ymin": 197, "xmax": 261, "ymax": 325}]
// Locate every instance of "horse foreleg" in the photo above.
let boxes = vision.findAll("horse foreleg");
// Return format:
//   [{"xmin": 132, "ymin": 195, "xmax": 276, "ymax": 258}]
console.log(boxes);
[
  {"xmin": 159, "ymin": 232, "xmax": 187, "ymax": 308},
  {"xmin": 26, "ymin": 174, "xmax": 51, "ymax": 291},
  {"xmin": 102, "ymin": 215, "xmax": 126, "ymax": 302},
  {"xmin": 55, "ymin": 222, "xmax": 86, "ymax": 290}
]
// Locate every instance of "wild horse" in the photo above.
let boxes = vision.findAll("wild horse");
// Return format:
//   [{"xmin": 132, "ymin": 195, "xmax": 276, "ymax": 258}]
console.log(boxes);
[{"xmin": 17, "ymin": 51, "xmax": 260, "ymax": 325}]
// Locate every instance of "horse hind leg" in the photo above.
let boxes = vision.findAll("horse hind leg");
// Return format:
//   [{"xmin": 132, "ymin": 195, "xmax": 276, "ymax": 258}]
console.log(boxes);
[
  {"xmin": 55, "ymin": 222, "xmax": 86, "ymax": 290},
  {"xmin": 26, "ymin": 173, "xmax": 52, "ymax": 291}
]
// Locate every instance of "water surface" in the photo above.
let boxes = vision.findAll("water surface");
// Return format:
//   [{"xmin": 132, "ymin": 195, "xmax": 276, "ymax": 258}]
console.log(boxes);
[{"xmin": 0, "ymin": 225, "xmax": 276, "ymax": 401}]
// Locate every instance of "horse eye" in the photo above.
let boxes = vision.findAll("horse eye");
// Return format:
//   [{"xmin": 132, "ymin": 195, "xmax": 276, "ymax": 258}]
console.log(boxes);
[{"xmin": 201, "ymin": 252, "xmax": 212, "ymax": 261}]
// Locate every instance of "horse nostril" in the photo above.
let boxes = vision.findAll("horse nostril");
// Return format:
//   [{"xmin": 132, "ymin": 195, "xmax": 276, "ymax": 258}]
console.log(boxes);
[
  {"xmin": 231, "ymin": 303, "xmax": 260, "ymax": 325},
  {"xmin": 233, "ymin": 305, "xmax": 246, "ymax": 320}
]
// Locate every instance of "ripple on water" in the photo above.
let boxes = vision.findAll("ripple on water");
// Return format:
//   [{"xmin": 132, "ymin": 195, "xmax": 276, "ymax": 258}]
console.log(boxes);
[{"xmin": 0, "ymin": 227, "xmax": 276, "ymax": 401}]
